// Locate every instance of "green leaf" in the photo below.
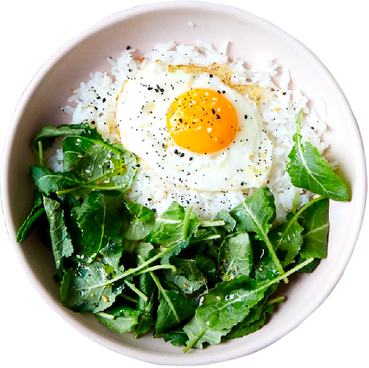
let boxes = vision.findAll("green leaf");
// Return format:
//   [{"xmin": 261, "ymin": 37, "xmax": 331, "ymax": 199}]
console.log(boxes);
[
  {"xmin": 214, "ymin": 209, "xmax": 237, "ymax": 233},
  {"xmin": 182, "ymin": 316, "xmax": 231, "ymax": 352},
  {"xmin": 230, "ymin": 187, "xmax": 276, "ymax": 236},
  {"xmin": 148, "ymin": 203, "xmax": 201, "ymax": 247},
  {"xmin": 31, "ymin": 123, "xmax": 95, "ymax": 155},
  {"xmin": 163, "ymin": 325, "xmax": 189, "ymax": 347},
  {"xmin": 269, "ymin": 213, "xmax": 304, "ymax": 268},
  {"xmin": 42, "ymin": 196, "xmax": 73, "ymax": 269},
  {"xmin": 160, "ymin": 238, "xmax": 191, "ymax": 265},
  {"xmin": 195, "ymin": 276, "xmax": 265, "ymax": 331},
  {"xmin": 286, "ymin": 110, "xmax": 349, "ymax": 201},
  {"xmin": 134, "ymin": 243, "xmax": 157, "ymax": 337},
  {"xmin": 299, "ymin": 197, "xmax": 329, "ymax": 258},
  {"xmin": 164, "ymin": 257, "xmax": 206, "ymax": 294},
  {"xmin": 195, "ymin": 258, "xmax": 314, "ymax": 332},
  {"xmin": 60, "ymin": 238, "xmax": 125, "ymax": 313},
  {"xmin": 16, "ymin": 189, "xmax": 45, "ymax": 242},
  {"xmin": 218, "ymin": 232, "xmax": 253, "ymax": 281},
  {"xmin": 122, "ymin": 202, "xmax": 156, "ymax": 241},
  {"xmin": 68, "ymin": 139, "xmax": 136, "ymax": 191},
  {"xmin": 151, "ymin": 272, "xmax": 196, "ymax": 336},
  {"xmin": 96, "ymin": 304, "xmax": 140, "ymax": 333},
  {"xmin": 225, "ymin": 284, "xmax": 279, "ymax": 339},
  {"xmin": 71, "ymin": 192, "xmax": 126, "ymax": 263},
  {"xmin": 62, "ymin": 136, "xmax": 95, "ymax": 171},
  {"xmin": 30, "ymin": 165, "xmax": 82, "ymax": 196},
  {"xmin": 195, "ymin": 254, "xmax": 217, "ymax": 284},
  {"xmin": 253, "ymin": 252, "xmax": 279, "ymax": 281},
  {"xmin": 230, "ymin": 187, "xmax": 285, "ymax": 278},
  {"xmin": 31, "ymin": 123, "xmax": 137, "ymax": 196},
  {"xmin": 269, "ymin": 196, "xmax": 328, "ymax": 267}
]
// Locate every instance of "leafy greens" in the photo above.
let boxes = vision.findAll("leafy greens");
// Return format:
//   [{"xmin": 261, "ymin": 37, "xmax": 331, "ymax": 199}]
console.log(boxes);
[
  {"xmin": 286, "ymin": 109, "xmax": 349, "ymax": 201},
  {"xmin": 16, "ymin": 111, "xmax": 349, "ymax": 352}
]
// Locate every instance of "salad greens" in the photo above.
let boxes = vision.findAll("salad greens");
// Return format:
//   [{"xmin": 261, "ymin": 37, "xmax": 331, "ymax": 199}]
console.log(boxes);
[
  {"xmin": 286, "ymin": 109, "xmax": 350, "ymax": 201},
  {"xmin": 17, "ymin": 111, "xmax": 349, "ymax": 352}
]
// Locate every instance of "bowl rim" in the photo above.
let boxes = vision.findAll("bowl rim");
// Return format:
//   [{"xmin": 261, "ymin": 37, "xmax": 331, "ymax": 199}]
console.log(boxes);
[{"xmin": 0, "ymin": 0, "xmax": 369, "ymax": 367}]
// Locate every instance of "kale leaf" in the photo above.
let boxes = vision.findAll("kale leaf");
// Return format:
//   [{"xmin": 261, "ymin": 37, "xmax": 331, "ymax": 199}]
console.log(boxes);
[
  {"xmin": 16, "ymin": 189, "xmax": 45, "ymax": 242},
  {"xmin": 43, "ymin": 196, "xmax": 73, "ymax": 270},
  {"xmin": 60, "ymin": 237, "xmax": 125, "ymax": 313},
  {"xmin": 218, "ymin": 232, "xmax": 253, "ymax": 281},
  {"xmin": 70, "ymin": 192, "xmax": 126, "ymax": 263},
  {"xmin": 230, "ymin": 187, "xmax": 285, "ymax": 279},
  {"xmin": 286, "ymin": 109, "xmax": 349, "ymax": 201},
  {"xmin": 18, "ymin": 114, "xmax": 349, "ymax": 352}
]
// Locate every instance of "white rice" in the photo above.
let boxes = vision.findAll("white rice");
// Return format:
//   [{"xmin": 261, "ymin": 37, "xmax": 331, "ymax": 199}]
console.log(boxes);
[{"xmin": 58, "ymin": 41, "xmax": 329, "ymax": 223}]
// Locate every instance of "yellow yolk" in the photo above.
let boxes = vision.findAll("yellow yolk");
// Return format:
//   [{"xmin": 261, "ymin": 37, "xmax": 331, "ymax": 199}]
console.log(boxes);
[{"xmin": 166, "ymin": 89, "xmax": 238, "ymax": 154}]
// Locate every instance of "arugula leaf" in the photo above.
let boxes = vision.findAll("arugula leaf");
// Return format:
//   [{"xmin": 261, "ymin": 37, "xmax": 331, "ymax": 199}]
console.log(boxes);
[
  {"xmin": 269, "ymin": 196, "xmax": 328, "ymax": 267},
  {"xmin": 134, "ymin": 243, "xmax": 157, "ymax": 337},
  {"xmin": 71, "ymin": 192, "xmax": 125, "ymax": 263},
  {"xmin": 299, "ymin": 197, "xmax": 329, "ymax": 258},
  {"xmin": 148, "ymin": 203, "xmax": 201, "ymax": 247},
  {"xmin": 286, "ymin": 109, "xmax": 349, "ymax": 201},
  {"xmin": 195, "ymin": 254, "xmax": 217, "ymax": 284},
  {"xmin": 182, "ymin": 316, "xmax": 231, "ymax": 352},
  {"xmin": 96, "ymin": 304, "xmax": 140, "ymax": 333},
  {"xmin": 122, "ymin": 202, "xmax": 156, "ymax": 241},
  {"xmin": 42, "ymin": 196, "xmax": 73, "ymax": 269},
  {"xmin": 30, "ymin": 165, "xmax": 82, "ymax": 196},
  {"xmin": 253, "ymin": 251, "xmax": 279, "ymax": 281},
  {"xmin": 66, "ymin": 139, "xmax": 136, "ymax": 191},
  {"xmin": 62, "ymin": 136, "xmax": 95, "ymax": 171},
  {"xmin": 60, "ymin": 237, "xmax": 125, "ymax": 312},
  {"xmin": 269, "ymin": 213, "xmax": 304, "ymax": 268},
  {"xmin": 230, "ymin": 187, "xmax": 285, "ymax": 279},
  {"xmin": 31, "ymin": 123, "xmax": 137, "ymax": 196},
  {"xmin": 230, "ymin": 187, "xmax": 276, "ymax": 235},
  {"xmin": 163, "ymin": 325, "xmax": 189, "ymax": 347},
  {"xmin": 195, "ymin": 258, "xmax": 314, "ymax": 332},
  {"xmin": 164, "ymin": 257, "xmax": 206, "ymax": 294},
  {"xmin": 219, "ymin": 233, "xmax": 253, "ymax": 281},
  {"xmin": 150, "ymin": 271, "xmax": 196, "ymax": 336},
  {"xmin": 16, "ymin": 189, "xmax": 45, "ymax": 242},
  {"xmin": 225, "ymin": 284, "xmax": 279, "ymax": 339},
  {"xmin": 195, "ymin": 276, "xmax": 265, "ymax": 331},
  {"xmin": 214, "ymin": 209, "xmax": 237, "ymax": 233},
  {"xmin": 31, "ymin": 123, "xmax": 96, "ymax": 155}
]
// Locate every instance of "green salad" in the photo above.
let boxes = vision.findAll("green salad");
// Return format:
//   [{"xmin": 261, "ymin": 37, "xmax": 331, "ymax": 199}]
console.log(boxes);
[{"xmin": 17, "ymin": 110, "xmax": 349, "ymax": 352}]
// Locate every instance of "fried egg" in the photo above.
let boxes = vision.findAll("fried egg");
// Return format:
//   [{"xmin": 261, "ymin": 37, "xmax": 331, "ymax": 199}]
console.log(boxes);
[{"xmin": 116, "ymin": 62, "xmax": 273, "ymax": 192}]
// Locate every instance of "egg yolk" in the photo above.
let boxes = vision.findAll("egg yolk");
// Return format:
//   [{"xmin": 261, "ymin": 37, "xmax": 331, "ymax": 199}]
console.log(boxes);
[{"xmin": 167, "ymin": 88, "xmax": 238, "ymax": 154}]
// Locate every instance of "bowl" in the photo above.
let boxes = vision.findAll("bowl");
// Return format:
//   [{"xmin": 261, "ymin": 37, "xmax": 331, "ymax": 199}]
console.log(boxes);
[{"xmin": 1, "ymin": 1, "xmax": 367, "ymax": 365}]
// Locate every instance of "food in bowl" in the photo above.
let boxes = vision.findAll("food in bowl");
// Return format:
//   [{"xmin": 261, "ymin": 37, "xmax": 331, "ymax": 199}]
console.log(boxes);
[{"xmin": 16, "ymin": 41, "xmax": 349, "ymax": 352}]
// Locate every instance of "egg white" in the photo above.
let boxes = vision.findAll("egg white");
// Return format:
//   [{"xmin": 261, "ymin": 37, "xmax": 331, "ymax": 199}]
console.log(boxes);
[{"xmin": 116, "ymin": 62, "xmax": 273, "ymax": 192}]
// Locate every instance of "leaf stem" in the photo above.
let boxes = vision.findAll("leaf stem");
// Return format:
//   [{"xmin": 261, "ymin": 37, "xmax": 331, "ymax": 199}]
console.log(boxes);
[
  {"xmin": 121, "ymin": 242, "xmax": 180, "ymax": 279},
  {"xmin": 295, "ymin": 108, "xmax": 303, "ymax": 137},
  {"xmin": 191, "ymin": 234, "xmax": 221, "ymax": 244},
  {"xmin": 182, "ymin": 326, "xmax": 207, "ymax": 353},
  {"xmin": 133, "ymin": 264, "xmax": 177, "ymax": 276},
  {"xmin": 123, "ymin": 280, "xmax": 148, "ymax": 302},
  {"xmin": 241, "ymin": 200, "xmax": 287, "ymax": 283},
  {"xmin": 267, "ymin": 296, "xmax": 285, "ymax": 306},
  {"xmin": 200, "ymin": 220, "xmax": 226, "ymax": 227},
  {"xmin": 264, "ymin": 234, "xmax": 287, "ymax": 283},
  {"xmin": 182, "ymin": 206, "xmax": 193, "ymax": 239},
  {"xmin": 292, "ymin": 191, "xmax": 300, "ymax": 214},
  {"xmin": 257, "ymin": 257, "xmax": 314, "ymax": 293},
  {"xmin": 38, "ymin": 141, "xmax": 44, "ymax": 166},
  {"xmin": 56, "ymin": 183, "xmax": 128, "ymax": 196}
]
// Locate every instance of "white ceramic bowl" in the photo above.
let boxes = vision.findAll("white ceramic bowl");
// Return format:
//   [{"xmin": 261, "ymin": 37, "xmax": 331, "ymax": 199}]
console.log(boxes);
[{"xmin": 1, "ymin": 1, "xmax": 367, "ymax": 365}]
